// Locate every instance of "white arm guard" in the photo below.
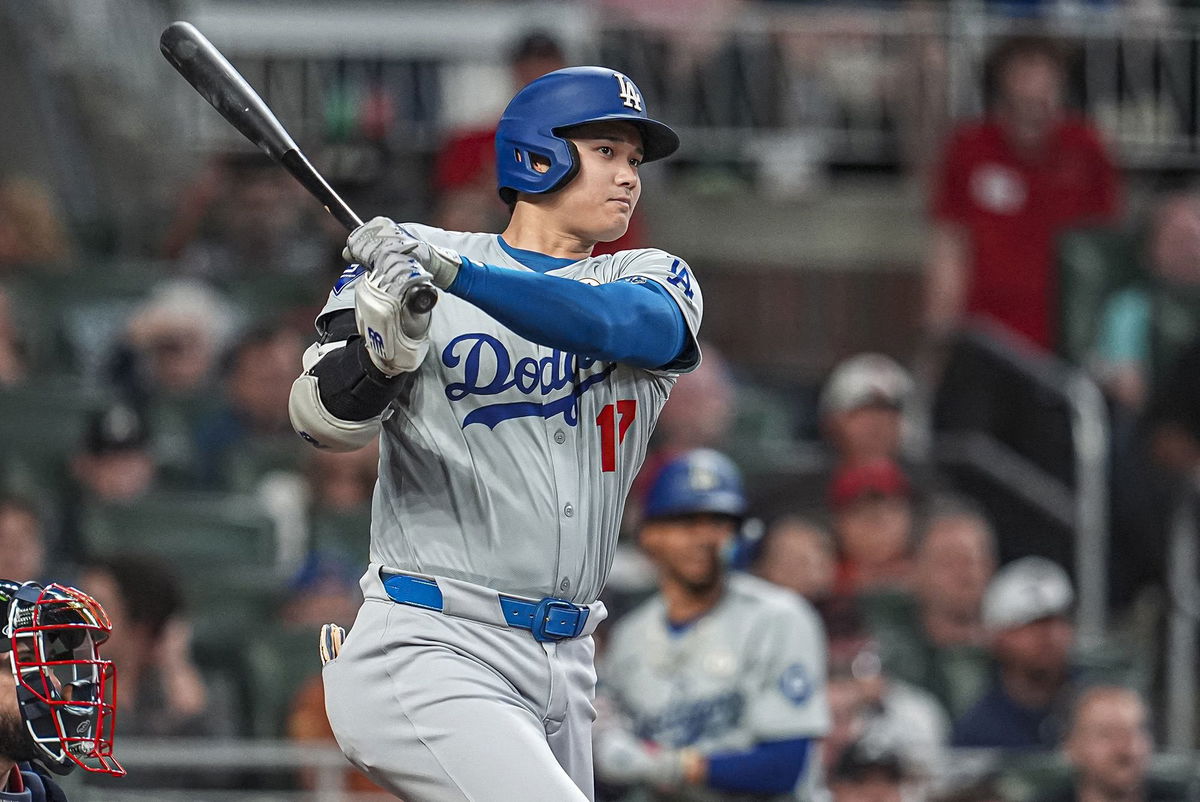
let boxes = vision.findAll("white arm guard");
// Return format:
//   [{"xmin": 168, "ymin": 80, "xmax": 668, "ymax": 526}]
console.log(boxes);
[{"xmin": 288, "ymin": 342, "xmax": 381, "ymax": 451}]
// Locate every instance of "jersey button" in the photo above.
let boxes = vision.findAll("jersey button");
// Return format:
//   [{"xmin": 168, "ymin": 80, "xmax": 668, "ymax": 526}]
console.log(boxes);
[
  {"xmin": 563, "ymin": 503, "xmax": 574, "ymax": 518},
  {"xmin": 559, "ymin": 578, "xmax": 571, "ymax": 592},
  {"xmin": 553, "ymin": 430, "xmax": 566, "ymax": 444}
]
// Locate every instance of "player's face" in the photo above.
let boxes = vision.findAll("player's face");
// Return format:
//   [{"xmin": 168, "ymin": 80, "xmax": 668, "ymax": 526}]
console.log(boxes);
[
  {"xmin": 546, "ymin": 122, "xmax": 644, "ymax": 243},
  {"xmin": 641, "ymin": 513, "xmax": 737, "ymax": 593}
]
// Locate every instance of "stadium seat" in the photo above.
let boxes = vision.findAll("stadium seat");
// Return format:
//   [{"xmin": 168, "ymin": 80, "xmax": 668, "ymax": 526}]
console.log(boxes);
[
  {"xmin": 242, "ymin": 626, "xmax": 327, "ymax": 738},
  {"xmin": 1056, "ymin": 226, "xmax": 1141, "ymax": 366},
  {"xmin": 0, "ymin": 378, "xmax": 109, "ymax": 480},
  {"xmin": 79, "ymin": 490, "xmax": 278, "ymax": 566}
]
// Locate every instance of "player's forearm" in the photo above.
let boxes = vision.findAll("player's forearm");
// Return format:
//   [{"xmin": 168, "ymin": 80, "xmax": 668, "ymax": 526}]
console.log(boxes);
[
  {"xmin": 703, "ymin": 738, "xmax": 810, "ymax": 795},
  {"xmin": 448, "ymin": 259, "xmax": 686, "ymax": 368},
  {"xmin": 287, "ymin": 327, "xmax": 407, "ymax": 451},
  {"xmin": 308, "ymin": 337, "xmax": 407, "ymax": 421}
]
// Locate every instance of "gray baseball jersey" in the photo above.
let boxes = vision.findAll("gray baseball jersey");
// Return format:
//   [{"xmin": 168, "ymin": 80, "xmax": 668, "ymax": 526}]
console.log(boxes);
[
  {"xmin": 317, "ymin": 223, "xmax": 703, "ymax": 602},
  {"xmin": 596, "ymin": 573, "xmax": 830, "ymax": 801}
]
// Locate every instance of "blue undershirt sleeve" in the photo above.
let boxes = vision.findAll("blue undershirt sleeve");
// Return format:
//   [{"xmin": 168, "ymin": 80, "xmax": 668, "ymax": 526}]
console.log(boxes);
[
  {"xmin": 446, "ymin": 258, "xmax": 687, "ymax": 369},
  {"xmin": 704, "ymin": 738, "xmax": 810, "ymax": 795}
]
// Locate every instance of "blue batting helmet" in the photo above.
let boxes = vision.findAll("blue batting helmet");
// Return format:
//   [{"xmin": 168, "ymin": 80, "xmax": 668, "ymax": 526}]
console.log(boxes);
[
  {"xmin": 644, "ymin": 449, "xmax": 747, "ymax": 521},
  {"xmin": 495, "ymin": 66, "xmax": 680, "ymax": 201}
]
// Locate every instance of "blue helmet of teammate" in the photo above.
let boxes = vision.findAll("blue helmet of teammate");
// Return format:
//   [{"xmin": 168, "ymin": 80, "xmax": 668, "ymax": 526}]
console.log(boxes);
[
  {"xmin": 644, "ymin": 449, "xmax": 747, "ymax": 522},
  {"xmin": 495, "ymin": 66, "xmax": 680, "ymax": 201}
]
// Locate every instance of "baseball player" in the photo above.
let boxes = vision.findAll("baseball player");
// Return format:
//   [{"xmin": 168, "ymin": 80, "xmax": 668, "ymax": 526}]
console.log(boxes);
[
  {"xmin": 0, "ymin": 579, "xmax": 124, "ymax": 802},
  {"xmin": 287, "ymin": 66, "xmax": 700, "ymax": 801},
  {"xmin": 594, "ymin": 449, "xmax": 830, "ymax": 802}
]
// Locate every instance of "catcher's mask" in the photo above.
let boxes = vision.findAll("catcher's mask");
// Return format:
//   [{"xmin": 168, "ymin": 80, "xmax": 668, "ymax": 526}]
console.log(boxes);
[{"xmin": 0, "ymin": 580, "xmax": 123, "ymax": 776}]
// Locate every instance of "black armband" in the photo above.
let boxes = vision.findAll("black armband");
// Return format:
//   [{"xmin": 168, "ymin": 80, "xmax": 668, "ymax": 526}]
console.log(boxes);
[{"xmin": 309, "ymin": 311, "xmax": 410, "ymax": 422}]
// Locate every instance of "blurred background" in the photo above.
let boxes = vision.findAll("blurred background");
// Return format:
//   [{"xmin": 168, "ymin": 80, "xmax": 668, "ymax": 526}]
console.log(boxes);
[{"xmin": 5, "ymin": 0, "xmax": 1200, "ymax": 799}]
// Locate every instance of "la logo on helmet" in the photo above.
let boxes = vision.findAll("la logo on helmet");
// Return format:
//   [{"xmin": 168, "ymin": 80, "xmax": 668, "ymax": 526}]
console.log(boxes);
[{"xmin": 614, "ymin": 73, "xmax": 642, "ymax": 111}]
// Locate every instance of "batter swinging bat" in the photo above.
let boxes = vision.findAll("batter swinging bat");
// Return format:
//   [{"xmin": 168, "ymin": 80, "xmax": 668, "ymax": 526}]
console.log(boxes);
[{"xmin": 159, "ymin": 21, "xmax": 438, "ymax": 315}]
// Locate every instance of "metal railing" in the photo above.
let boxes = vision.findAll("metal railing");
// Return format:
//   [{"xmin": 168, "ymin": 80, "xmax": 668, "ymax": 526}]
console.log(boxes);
[
  {"xmin": 928, "ymin": 323, "xmax": 1110, "ymax": 650},
  {"xmin": 1166, "ymin": 487, "xmax": 1200, "ymax": 750}
]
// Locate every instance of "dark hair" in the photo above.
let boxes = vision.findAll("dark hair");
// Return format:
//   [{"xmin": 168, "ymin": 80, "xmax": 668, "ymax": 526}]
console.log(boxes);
[
  {"xmin": 984, "ymin": 35, "xmax": 1068, "ymax": 108},
  {"xmin": 509, "ymin": 30, "xmax": 564, "ymax": 66},
  {"xmin": 85, "ymin": 554, "xmax": 182, "ymax": 641}
]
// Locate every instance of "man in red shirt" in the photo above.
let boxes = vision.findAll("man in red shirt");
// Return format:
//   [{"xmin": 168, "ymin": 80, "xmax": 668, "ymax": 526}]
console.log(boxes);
[{"xmin": 924, "ymin": 37, "xmax": 1121, "ymax": 352}]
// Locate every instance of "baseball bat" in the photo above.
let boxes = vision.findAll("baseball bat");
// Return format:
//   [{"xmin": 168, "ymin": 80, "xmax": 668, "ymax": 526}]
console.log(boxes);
[{"xmin": 159, "ymin": 21, "xmax": 438, "ymax": 314}]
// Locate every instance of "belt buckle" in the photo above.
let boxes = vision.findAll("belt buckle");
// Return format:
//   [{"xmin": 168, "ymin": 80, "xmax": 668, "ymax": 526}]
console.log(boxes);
[{"xmin": 530, "ymin": 598, "xmax": 588, "ymax": 642}]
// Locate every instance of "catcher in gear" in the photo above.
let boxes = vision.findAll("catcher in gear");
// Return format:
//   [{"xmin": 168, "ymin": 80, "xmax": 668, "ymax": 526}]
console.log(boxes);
[{"xmin": 0, "ymin": 579, "xmax": 124, "ymax": 801}]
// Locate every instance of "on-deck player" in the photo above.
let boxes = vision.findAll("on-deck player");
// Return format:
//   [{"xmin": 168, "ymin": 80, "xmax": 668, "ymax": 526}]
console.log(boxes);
[
  {"xmin": 287, "ymin": 67, "xmax": 701, "ymax": 801},
  {"xmin": 593, "ymin": 450, "xmax": 830, "ymax": 802}
]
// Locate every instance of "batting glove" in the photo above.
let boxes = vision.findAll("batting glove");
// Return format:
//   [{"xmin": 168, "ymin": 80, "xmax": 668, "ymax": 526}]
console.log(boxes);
[
  {"xmin": 353, "ymin": 257, "xmax": 433, "ymax": 377},
  {"xmin": 344, "ymin": 216, "xmax": 462, "ymax": 290}
]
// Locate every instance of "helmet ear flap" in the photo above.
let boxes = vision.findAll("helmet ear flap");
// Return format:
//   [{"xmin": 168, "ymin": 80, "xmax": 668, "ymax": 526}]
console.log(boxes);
[{"xmin": 499, "ymin": 140, "xmax": 582, "ymax": 205}]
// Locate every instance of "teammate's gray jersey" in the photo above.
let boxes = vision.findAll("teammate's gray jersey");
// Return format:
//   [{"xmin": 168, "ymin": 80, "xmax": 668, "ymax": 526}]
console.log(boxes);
[
  {"xmin": 317, "ymin": 224, "xmax": 703, "ymax": 603},
  {"xmin": 597, "ymin": 574, "xmax": 830, "ymax": 800}
]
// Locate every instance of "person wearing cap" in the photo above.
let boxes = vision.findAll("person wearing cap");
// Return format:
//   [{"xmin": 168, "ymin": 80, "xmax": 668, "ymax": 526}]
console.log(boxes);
[
  {"xmin": 951, "ymin": 556, "xmax": 1078, "ymax": 750},
  {"xmin": 828, "ymin": 735, "xmax": 913, "ymax": 802},
  {"xmin": 594, "ymin": 449, "xmax": 830, "ymax": 800},
  {"xmin": 70, "ymin": 403, "xmax": 156, "ymax": 504},
  {"xmin": 828, "ymin": 459, "xmax": 915, "ymax": 596},
  {"xmin": 820, "ymin": 354, "xmax": 914, "ymax": 471}
]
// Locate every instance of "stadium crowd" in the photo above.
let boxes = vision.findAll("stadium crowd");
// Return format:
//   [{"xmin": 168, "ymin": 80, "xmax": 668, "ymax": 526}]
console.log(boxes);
[{"xmin": 4, "ymin": 3, "xmax": 1200, "ymax": 800}]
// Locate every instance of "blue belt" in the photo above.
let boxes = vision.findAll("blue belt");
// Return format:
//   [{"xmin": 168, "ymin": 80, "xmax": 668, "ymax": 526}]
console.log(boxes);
[{"xmin": 381, "ymin": 573, "xmax": 591, "ymax": 643}]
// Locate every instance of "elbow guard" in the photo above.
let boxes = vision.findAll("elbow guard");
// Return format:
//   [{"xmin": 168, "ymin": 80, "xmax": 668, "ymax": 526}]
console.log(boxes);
[{"xmin": 288, "ymin": 373, "xmax": 381, "ymax": 452}]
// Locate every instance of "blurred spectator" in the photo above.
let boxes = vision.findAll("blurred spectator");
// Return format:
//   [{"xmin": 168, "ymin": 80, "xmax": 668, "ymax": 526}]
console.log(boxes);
[
  {"xmin": 820, "ymin": 353, "xmax": 914, "ymax": 470},
  {"xmin": 829, "ymin": 460, "xmax": 915, "ymax": 595},
  {"xmin": 0, "ymin": 495, "xmax": 45, "ymax": 584},
  {"xmin": 283, "ymin": 552, "xmax": 380, "ymax": 794},
  {"xmin": 1034, "ymin": 685, "xmax": 1190, "ymax": 802},
  {"xmin": 0, "ymin": 176, "xmax": 73, "ymax": 269},
  {"xmin": 71, "ymin": 402, "xmax": 157, "ymax": 504},
  {"xmin": 828, "ymin": 737, "xmax": 913, "ymax": 802},
  {"xmin": 107, "ymin": 279, "xmax": 235, "ymax": 408},
  {"xmin": 626, "ymin": 342, "xmax": 735, "ymax": 527},
  {"xmin": 869, "ymin": 496, "xmax": 996, "ymax": 720},
  {"xmin": 952, "ymin": 556, "xmax": 1077, "ymax": 750},
  {"xmin": 752, "ymin": 514, "xmax": 837, "ymax": 604},
  {"xmin": 278, "ymin": 551, "xmax": 362, "ymax": 631},
  {"xmin": 1091, "ymin": 188, "xmax": 1200, "ymax": 411},
  {"xmin": 433, "ymin": 31, "xmax": 567, "ymax": 234},
  {"xmin": 78, "ymin": 554, "xmax": 231, "ymax": 739},
  {"xmin": 193, "ymin": 323, "xmax": 305, "ymax": 488},
  {"xmin": 306, "ymin": 438, "xmax": 379, "ymax": 514},
  {"xmin": 594, "ymin": 449, "xmax": 829, "ymax": 800},
  {"xmin": 166, "ymin": 153, "xmax": 341, "ymax": 283},
  {"xmin": 923, "ymin": 36, "xmax": 1120, "ymax": 352},
  {"xmin": 0, "ymin": 287, "xmax": 27, "ymax": 386},
  {"xmin": 823, "ymin": 598, "xmax": 950, "ymax": 784}
]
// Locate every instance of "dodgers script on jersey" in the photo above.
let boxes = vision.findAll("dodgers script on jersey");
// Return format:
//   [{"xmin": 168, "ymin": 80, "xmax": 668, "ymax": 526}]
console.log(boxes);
[
  {"xmin": 318, "ymin": 223, "xmax": 703, "ymax": 603},
  {"xmin": 598, "ymin": 574, "xmax": 830, "ymax": 801}
]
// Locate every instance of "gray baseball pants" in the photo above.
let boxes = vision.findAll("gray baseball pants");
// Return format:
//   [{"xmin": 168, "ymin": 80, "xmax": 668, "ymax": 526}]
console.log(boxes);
[{"xmin": 323, "ymin": 566, "xmax": 603, "ymax": 801}]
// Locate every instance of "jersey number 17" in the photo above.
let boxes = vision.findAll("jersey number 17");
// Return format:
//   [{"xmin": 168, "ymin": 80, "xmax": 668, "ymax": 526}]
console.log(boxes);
[{"xmin": 596, "ymin": 400, "xmax": 637, "ymax": 472}]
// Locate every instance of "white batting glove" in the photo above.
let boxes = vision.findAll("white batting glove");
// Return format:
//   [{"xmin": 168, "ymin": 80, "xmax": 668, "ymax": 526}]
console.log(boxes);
[
  {"xmin": 353, "ymin": 257, "xmax": 433, "ymax": 377},
  {"xmin": 343, "ymin": 216, "xmax": 463, "ymax": 290}
]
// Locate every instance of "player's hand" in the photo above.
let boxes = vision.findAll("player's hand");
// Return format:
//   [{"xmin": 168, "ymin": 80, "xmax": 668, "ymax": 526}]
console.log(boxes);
[
  {"xmin": 344, "ymin": 216, "xmax": 462, "ymax": 290},
  {"xmin": 353, "ymin": 256, "xmax": 434, "ymax": 376}
]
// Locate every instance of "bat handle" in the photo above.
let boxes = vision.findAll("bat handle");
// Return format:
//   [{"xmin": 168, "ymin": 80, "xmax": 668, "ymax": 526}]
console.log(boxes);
[{"xmin": 279, "ymin": 150, "xmax": 437, "ymax": 314}]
